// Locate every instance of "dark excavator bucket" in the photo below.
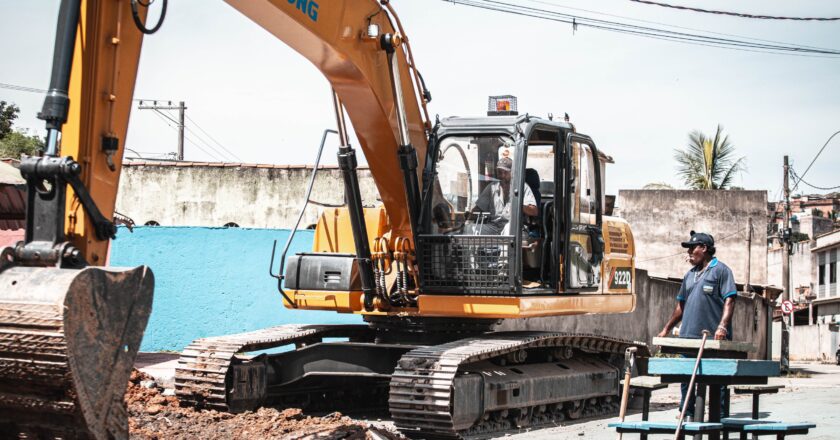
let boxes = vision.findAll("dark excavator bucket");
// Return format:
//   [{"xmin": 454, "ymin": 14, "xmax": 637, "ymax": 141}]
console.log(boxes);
[{"xmin": 0, "ymin": 264, "xmax": 153, "ymax": 440}]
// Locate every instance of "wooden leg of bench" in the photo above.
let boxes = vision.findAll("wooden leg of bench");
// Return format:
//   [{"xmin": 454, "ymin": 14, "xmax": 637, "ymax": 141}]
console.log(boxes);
[{"xmin": 642, "ymin": 390, "xmax": 651, "ymax": 421}]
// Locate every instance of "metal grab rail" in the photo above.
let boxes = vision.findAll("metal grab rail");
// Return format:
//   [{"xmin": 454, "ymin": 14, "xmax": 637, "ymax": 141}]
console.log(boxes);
[{"xmin": 269, "ymin": 129, "xmax": 337, "ymax": 308}]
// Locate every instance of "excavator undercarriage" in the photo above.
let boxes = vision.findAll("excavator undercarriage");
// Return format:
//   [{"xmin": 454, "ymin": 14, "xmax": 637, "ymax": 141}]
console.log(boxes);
[{"xmin": 175, "ymin": 320, "xmax": 648, "ymax": 439}]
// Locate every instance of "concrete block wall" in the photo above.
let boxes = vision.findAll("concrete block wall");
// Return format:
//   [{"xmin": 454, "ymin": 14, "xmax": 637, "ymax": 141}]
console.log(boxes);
[
  {"xmin": 109, "ymin": 226, "xmax": 362, "ymax": 351},
  {"xmin": 499, "ymin": 269, "xmax": 771, "ymax": 359},
  {"xmin": 617, "ymin": 190, "xmax": 768, "ymax": 284},
  {"xmin": 110, "ymin": 227, "xmax": 770, "ymax": 356},
  {"xmin": 115, "ymin": 163, "xmax": 379, "ymax": 229},
  {"xmin": 772, "ymin": 322, "xmax": 839, "ymax": 362}
]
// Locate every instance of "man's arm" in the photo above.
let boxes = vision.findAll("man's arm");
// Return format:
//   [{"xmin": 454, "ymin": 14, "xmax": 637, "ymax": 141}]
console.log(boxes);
[
  {"xmin": 521, "ymin": 184, "xmax": 538, "ymax": 217},
  {"xmin": 657, "ymin": 301, "xmax": 684, "ymax": 338},
  {"xmin": 715, "ymin": 296, "xmax": 735, "ymax": 340},
  {"xmin": 716, "ymin": 266, "xmax": 738, "ymax": 340}
]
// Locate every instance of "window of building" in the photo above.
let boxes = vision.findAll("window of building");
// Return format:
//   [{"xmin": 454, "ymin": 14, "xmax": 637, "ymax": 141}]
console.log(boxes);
[
  {"xmin": 819, "ymin": 264, "xmax": 826, "ymax": 285},
  {"xmin": 831, "ymin": 261, "xmax": 837, "ymax": 284}
]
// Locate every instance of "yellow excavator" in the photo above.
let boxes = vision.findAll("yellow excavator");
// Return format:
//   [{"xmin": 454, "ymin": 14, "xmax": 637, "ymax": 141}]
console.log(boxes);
[{"xmin": 0, "ymin": 1, "xmax": 644, "ymax": 439}]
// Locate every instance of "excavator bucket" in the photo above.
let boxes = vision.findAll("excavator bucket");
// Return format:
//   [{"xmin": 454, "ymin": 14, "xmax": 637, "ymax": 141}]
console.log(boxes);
[{"xmin": 0, "ymin": 264, "xmax": 153, "ymax": 440}]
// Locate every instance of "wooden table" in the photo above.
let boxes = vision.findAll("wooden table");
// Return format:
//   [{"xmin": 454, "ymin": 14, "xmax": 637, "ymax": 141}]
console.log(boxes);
[{"xmin": 649, "ymin": 358, "xmax": 780, "ymax": 440}]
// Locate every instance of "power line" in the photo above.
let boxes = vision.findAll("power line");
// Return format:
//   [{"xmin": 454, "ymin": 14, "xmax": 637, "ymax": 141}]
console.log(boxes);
[
  {"xmin": 184, "ymin": 114, "xmax": 242, "ymax": 162},
  {"xmin": 0, "ymin": 82, "xmax": 47, "ymax": 94},
  {"xmin": 443, "ymin": 0, "xmax": 840, "ymax": 57},
  {"xmin": 629, "ymin": 0, "xmax": 840, "ymax": 21},
  {"xmin": 637, "ymin": 229, "xmax": 743, "ymax": 263},
  {"xmin": 790, "ymin": 167, "xmax": 840, "ymax": 192},
  {"xmin": 160, "ymin": 109, "xmax": 239, "ymax": 162},
  {"xmin": 790, "ymin": 130, "xmax": 840, "ymax": 193},
  {"xmin": 522, "ymin": 0, "xmax": 836, "ymax": 52},
  {"xmin": 148, "ymin": 109, "xmax": 225, "ymax": 161}
]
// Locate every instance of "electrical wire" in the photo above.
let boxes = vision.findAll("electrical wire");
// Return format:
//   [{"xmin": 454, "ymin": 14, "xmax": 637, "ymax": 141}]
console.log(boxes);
[
  {"xmin": 628, "ymin": 0, "xmax": 840, "ymax": 22},
  {"xmin": 790, "ymin": 167, "xmax": 840, "ymax": 192},
  {"xmin": 159, "ymin": 109, "xmax": 238, "ymax": 162},
  {"xmin": 184, "ymin": 114, "xmax": 242, "ymax": 162},
  {"xmin": 442, "ymin": 0, "xmax": 840, "ymax": 58},
  {"xmin": 149, "ymin": 110, "xmax": 225, "ymax": 161},
  {"xmin": 0, "ymin": 82, "xmax": 47, "ymax": 94},
  {"xmin": 522, "ymin": 0, "xmax": 836, "ymax": 52},
  {"xmin": 790, "ymin": 130, "xmax": 840, "ymax": 193},
  {"xmin": 637, "ymin": 229, "xmax": 744, "ymax": 263}
]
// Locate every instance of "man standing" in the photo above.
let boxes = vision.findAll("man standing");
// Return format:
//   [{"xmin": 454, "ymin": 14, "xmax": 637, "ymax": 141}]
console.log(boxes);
[
  {"xmin": 657, "ymin": 231, "xmax": 737, "ymax": 419},
  {"xmin": 471, "ymin": 157, "xmax": 537, "ymax": 235}
]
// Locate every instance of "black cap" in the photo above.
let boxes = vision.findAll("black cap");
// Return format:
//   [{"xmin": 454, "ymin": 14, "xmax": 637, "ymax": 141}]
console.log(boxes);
[{"xmin": 681, "ymin": 230, "xmax": 714, "ymax": 248}]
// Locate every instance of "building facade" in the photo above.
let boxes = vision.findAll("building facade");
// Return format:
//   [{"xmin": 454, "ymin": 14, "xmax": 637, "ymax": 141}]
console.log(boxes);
[{"xmin": 812, "ymin": 229, "xmax": 840, "ymax": 323}]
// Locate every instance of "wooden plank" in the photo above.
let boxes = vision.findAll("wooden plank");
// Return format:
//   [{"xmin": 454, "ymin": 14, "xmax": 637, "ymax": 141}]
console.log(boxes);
[
  {"xmin": 732, "ymin": 384, "xmax": 784, "ymax": 394},
  {"xmin": 653, "ymin": 337, "xmax": 756, "ymax": 353},
  {"xmin": 743, "ymin": 422, "xmax": 816, "ymax": 431},
  {"xmin": 609, "ymin": 421, "xmax": 723, "ymax": 433},
  {"xmin": 621, "ymin": 375, "xmax": 668, "ymax": 390},
  {"xmin": 649, "ymin": 358, "xmax": 780, "ymax": 377}
]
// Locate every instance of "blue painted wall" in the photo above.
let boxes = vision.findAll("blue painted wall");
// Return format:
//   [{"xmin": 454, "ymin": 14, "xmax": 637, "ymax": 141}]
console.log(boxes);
[{"xmin": 110, "ymin": 226, "xmax": 362, "ymax": 351}]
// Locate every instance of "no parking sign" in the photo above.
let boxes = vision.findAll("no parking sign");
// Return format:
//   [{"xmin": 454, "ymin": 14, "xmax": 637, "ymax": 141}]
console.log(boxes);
[{"xmin": 781, "ymin": 300, "xmax": 794, "ymax": 315}]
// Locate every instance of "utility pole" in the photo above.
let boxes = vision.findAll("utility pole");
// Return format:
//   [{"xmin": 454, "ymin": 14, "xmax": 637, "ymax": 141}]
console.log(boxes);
[
  {"xmin": 745, "ymin": 217, "xmax": 753, "ymax": 294},
  {"xmin": 137, "ymin": 100, "xmax": 187, "ymax": 160},
  {"xmin": 781, "ymin": 156, "xmax": 791, "ymax": 373}
]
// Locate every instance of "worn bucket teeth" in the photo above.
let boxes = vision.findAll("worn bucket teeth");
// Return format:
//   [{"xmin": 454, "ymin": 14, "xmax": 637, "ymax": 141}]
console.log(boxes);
[
  {"xmin": 175, "ymin": 324, "xmax": 371, "ymax": 411},
  {"xmin": 389, "ymin": 332, "xmax": 647, "ymax": 440}
]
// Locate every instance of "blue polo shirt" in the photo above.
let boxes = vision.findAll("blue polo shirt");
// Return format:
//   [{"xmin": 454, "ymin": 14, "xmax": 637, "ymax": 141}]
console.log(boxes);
[{"xmin": 676, "ymin": 257, "xmax": 737, "ymax": 339}]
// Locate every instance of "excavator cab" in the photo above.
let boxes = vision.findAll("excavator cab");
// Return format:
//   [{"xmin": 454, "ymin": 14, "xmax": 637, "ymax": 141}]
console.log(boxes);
[{"xmin": 418, "ymin": 97, "xmax": 609, "ymax": 296}]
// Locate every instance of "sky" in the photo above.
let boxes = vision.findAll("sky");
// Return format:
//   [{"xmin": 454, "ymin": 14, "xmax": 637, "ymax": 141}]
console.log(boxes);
[{"xmin": 1, "ymin": 0, "xmax": 839, "ymax": 199}]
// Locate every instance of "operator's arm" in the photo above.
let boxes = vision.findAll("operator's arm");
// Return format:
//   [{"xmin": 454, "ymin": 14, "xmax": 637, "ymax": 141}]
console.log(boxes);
[
  {"xmin": 658, "ymin": 301, "xmax": 684, "ymax": 338},
  {"xmin": 715, "ymin": 296, "xmax": 735, "ymax": 340},
  {"xmin": 522, "ymin": 184, "xmax": 538, "ymax": 217}
]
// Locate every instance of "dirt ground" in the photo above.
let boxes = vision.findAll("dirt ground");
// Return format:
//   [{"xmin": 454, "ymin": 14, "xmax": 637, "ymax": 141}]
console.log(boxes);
[{"xmin": 126, "ymin": 370, "xmax": 403, "ymax": 440}]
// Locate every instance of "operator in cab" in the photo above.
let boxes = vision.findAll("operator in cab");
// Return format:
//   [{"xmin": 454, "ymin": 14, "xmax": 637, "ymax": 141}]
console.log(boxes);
[{"xmin": 470, "ymin": 157, "xmax": 538, "ymax": 235}]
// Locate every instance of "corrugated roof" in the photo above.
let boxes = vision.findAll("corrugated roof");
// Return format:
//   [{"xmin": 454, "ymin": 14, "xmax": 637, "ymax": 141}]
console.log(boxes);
[
  {"xmin": 122, "ymin": 160, "xmax": 370, "ymax": 170},
  {"xmin": 0, "ymin": 185, "xmax": 26, "ymax": 230}
]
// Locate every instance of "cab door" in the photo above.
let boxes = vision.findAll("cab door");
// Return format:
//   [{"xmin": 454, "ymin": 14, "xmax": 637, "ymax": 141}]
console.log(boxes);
[{"xmin": 562, "ymin": 133, "xmax": 604, "ymax": 291}]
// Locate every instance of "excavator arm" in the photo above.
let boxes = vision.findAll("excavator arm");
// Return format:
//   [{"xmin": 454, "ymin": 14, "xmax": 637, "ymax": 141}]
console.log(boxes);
[{"xmin": 0, "ymin": 0, "xmax": 429, "ymax": 438}]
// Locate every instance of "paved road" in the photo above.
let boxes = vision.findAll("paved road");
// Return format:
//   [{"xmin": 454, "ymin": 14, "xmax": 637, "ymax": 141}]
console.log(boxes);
[
  {"xmin": 504, "ymin": 361, "xmax": 839, "ymax": 440},
  {"xmin": 137, "ymin": 355, "xmax": 838, "ymax": 439}
]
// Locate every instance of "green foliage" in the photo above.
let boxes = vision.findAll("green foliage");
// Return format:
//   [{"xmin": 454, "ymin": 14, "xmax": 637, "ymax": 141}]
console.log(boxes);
[
  {"xmin": 643, "ymin": 182, "xmax": 675, "ymax": 190},
  {"xmin": 0, "ymin": 101, "xmax": 20, "ymax": 139},
  {"xmin": 791, "ymin": 232, "xmax": 810, "ymax": 243},
  {"xmin": 812, "ymin": 208, "xmax": 824, "ymax": 217},
  {"xmin": 0, "ymin": 101, "xmax": 43, "ymax": 158},
  {"xmin": 674, "ymin": 124, "xmax": 746, "ymax": 190},
  {"xmin": 0, "ymin": 130, "xmax": 44, "ymax": 159}
]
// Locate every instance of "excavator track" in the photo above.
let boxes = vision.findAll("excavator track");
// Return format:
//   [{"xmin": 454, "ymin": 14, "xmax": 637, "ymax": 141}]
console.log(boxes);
[
  {"xmin": 390, "ymin": 332, "xmax": 647, "ymax": 439},
  {"xmin": 175, "ymin": 324, "xmax": 373, "ymax": 411}
]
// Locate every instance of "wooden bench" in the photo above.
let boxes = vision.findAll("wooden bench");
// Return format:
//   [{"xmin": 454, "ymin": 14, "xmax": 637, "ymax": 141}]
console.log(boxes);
[
  {"xmin": 731, "ymin": 384, "xmax": 784, "ymax": 419},
  {"xmin": 735, "ymin": 422, "xmax": 815, "ymax": 439},
  {"xmin": 621, "ymin": 376, "xmax": 669, "ymax": 421},
  {"xmin": 609, "ymin": 421, "xmax": 723, "ymax": 439}
]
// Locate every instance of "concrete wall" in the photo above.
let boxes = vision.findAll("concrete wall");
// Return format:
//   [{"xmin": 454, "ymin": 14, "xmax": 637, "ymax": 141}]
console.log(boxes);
[
  {"xmin": 115, "ymin": 163, "xmax": 379, "ymax": 228},
  {"xmin": 771, "ymin": 322, "xmax": 839, "ymax": 362},
  {"xmin": 617, "ymin": 190, "xmax": 768, "ymax": 284},
  {"xmin": 768, "ymin": 241, "xmax": 812, "ymax": 296},
  {"xmin": 109, "ymin": 226, "xmax": 362, "ymax": 351},
  {"xmin": 110, "ymin": 227, "xmax": 770, "ymax": 356},
  {"xmin": 499, "ymin": 269, "xmax": 771, "ymax": 360}
]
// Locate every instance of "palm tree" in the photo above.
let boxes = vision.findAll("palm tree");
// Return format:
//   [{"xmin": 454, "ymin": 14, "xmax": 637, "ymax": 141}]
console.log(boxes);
[{"xmin": 674, "ymin": 124, "xmax": 746, "ymax": 190}]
